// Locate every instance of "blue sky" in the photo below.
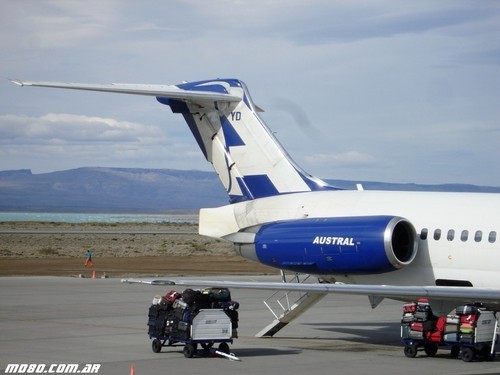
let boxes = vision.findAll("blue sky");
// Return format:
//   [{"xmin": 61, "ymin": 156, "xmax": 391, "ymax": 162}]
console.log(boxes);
[{"xmin": 1, "ymin": 1, "xmax": 499, "ymax": 186}]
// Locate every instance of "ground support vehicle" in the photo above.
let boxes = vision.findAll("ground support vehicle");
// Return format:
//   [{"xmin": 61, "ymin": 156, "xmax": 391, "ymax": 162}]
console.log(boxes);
[
  {"xmin": 150, "ymin": 309, "xmax": 234, "ymax": 358},
  {"xmin": 401, "ymin": 301, "xmax": 498, "ymax": 362},
  {"xmin": 147, "ymin": 288, "xmax": 239, "ymax": 359}
]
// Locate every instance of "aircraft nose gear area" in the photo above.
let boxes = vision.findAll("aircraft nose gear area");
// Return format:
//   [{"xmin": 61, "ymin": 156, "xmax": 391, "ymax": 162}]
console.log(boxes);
[{"xmin": 401, "ymin": 300, "xmax": 498, "ymax": 362}]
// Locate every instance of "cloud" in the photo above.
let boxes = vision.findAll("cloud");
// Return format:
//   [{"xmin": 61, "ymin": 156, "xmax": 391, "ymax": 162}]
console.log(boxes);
[
  {"xmin": 0, "ymin": 113, "xmax": 164, "ymax": 144},
  {"xmin": 1, "ymin": 1, "xmax": 499, "ymax": 185},
  {"xmin": 0, "ymin": 113, "xmax": 201, "ymax": 173}
]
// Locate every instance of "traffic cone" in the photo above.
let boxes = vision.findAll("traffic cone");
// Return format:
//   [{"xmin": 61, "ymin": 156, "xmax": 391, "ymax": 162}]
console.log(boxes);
[
  {"xmin": 91, "ymin": 270, "xmax": 96, "ymax": 279},
  {"xmin": 130, "ymin": 364, "xmax": 135, "ymax": 375}
]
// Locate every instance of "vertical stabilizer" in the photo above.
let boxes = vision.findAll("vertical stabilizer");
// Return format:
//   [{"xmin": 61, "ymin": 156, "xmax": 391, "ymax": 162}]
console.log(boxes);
[{"xmin": 158, "ymin": 79, "xmax": 336, "ymax": 203}]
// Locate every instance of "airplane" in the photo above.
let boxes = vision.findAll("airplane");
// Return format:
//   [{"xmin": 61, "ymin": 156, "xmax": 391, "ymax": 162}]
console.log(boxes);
[{"xmin": 12, "ymin": 78, "xmax": 500, "ymax": 334}]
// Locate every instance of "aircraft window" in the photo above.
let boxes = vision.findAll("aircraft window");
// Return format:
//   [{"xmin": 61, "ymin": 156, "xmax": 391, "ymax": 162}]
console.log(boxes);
[
  {"xmin": 420, "ymin": 228, "xmax": 428, "ymax": 240},
  {"xmin": 447, "ymin": 229, "xmax": 455, "ymax": 241},
  {"xmin": 461, "ymin": 230, "xmax": 469, "ymax": 242},
  {"xmin": 488, "ymin": 231, "xmax": 496, "ymax": 243},
  {"xmin": 433, "ymin": 229, "xmax": 441, "ymax": 241},
  {"xmin": 474, "ymin": 230, "xmax": 483, "ymax": 242}
]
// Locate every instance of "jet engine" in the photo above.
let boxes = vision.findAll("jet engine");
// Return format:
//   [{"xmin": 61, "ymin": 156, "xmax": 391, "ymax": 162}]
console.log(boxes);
[{"xmin": 237, "ymin": 215, "xmax": 418, "ymax": 275}]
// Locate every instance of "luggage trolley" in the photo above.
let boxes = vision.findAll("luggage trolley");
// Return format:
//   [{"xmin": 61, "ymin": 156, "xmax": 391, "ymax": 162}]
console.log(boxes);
[
  {"xmin": 401, "ymin": 301, "xmax": 498, "ymax": 362},
  {"xmin": 147, "ymin": 289, "xmax": 240, "ymax": 359},
  {"xmin": 151, "ymin": 309, "xmax": 234, "ymax": 358}
]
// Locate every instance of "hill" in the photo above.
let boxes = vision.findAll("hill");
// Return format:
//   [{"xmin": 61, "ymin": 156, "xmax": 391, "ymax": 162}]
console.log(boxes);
[
  {"xmin": 0, "ymin": 167, "xmax": 227, "ymax": 213},
  {"xmin": 0, "ymin": 167, "xmax": 499, "ymax": 213}
]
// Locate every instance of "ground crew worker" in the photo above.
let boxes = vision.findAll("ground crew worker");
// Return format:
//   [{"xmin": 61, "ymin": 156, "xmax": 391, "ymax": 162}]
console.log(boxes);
[{"xmin": 84, "ymin": 249, "xmax": 94, "ymax": 267}]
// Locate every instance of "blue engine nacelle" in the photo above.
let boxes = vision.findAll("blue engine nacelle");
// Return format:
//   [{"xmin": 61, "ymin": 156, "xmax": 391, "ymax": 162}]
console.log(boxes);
[{"xmin": 237, "ymin": 216, "xmax": 418, "ymax": 275}]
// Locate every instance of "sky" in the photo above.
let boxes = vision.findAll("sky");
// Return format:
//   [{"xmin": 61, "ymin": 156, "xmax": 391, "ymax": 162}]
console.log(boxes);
[{"xmin": 1, "ymin": 0, "xmax": 499, "ymax": 186}]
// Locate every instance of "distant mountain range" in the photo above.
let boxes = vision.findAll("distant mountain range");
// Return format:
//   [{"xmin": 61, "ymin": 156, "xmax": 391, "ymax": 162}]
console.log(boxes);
[{"xmin": 1, "ymin": 167, "xmax": 499, "ymax": 213}]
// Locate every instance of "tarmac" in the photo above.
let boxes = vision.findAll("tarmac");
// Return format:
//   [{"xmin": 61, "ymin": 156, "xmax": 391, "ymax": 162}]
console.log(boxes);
[{"xmin": 1, "ymin": 275, "xmax": 499, "ymax": 375}]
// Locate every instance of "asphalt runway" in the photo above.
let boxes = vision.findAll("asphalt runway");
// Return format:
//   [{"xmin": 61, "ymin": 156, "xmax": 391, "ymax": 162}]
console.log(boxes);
[{"xmin": 1, "ymin": 276, "xmax": 498, "ymax": 375}]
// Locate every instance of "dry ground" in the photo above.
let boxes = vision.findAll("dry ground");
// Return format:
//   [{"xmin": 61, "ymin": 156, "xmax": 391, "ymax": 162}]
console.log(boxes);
[{"xmin": 0, "ymin": 222, "xmax": 277, "ymax": 277}]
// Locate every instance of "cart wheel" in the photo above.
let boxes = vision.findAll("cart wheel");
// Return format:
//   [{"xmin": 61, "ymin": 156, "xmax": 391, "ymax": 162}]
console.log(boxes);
[
  {"xmin": 450, "ymin": 345, "xmax": 460, "ymax": 358},
  {"xmin": 424, "ymin": 343, "xmax": 438, "ymax": 357},
  {"xmin": 152, "ymin": 339, "xmax": 162, "ymax": 353},
  {"xmin": 218, "ymin": 342, "xmax": 230, "ymax": 354},
  {"xmin": 461, "ymin": 347, "xmax": 474, "ymax": 362},
  {"xmin": 183, "ymin": 344, "xmax": 196, "ymax": 358},
  {"xmin": 404, "ymin": 344, "xmax": 418, "ymax": 358},
  {"xmin": 201, "ymin": 342, "xmax": 214, "ymax": 350}
]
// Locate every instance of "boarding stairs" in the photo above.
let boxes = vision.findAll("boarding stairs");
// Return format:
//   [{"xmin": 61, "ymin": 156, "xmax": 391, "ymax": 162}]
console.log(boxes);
[{"xmin": 255, "ymin": 271, "xmax": 327, "ymax": 337}]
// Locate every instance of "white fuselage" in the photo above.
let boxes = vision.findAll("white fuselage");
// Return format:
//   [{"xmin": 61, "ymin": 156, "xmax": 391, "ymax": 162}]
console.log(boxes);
[{"xmin": 200, "ymin": 189, "xmax": 500, "ymax": 289}]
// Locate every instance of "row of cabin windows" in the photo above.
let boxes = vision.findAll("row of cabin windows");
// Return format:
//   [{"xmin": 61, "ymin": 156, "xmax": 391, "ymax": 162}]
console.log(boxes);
[{"xmin": 420, "ymin": 228, "xmax": 497, "ymax": 243}]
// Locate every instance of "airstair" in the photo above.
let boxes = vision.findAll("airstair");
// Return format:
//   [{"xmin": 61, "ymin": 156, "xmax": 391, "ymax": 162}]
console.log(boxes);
[{"xmin": 255, "ymin": 271, "xmax": 327, "ymax": 337}]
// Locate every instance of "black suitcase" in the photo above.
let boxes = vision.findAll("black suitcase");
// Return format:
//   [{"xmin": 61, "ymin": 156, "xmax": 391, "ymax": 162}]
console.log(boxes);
[
  {"xmin": 207, "ymin": 288, "xmax": 232, "ymax": 302},
  {"xmin": 181, "ymin": 289, "xmax": 201, "ymax": 305},
  {"xmin": 455, "ymin": 305, "xmax": 478, "ymax": 315},
  {"xmin": 460, "ymin": 333, "xmax": 474, "ymax": 343}
]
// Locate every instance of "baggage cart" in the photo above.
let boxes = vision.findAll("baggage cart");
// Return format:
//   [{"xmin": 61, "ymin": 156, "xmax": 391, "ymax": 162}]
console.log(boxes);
[
  {"xmin": 147, "ymin": 288, "xmax": 239, "ymax": 359},
  {"xmin": 150, "ymin": 309, "xmax": 234, "ymax": 358},
  {"xmin": 401, "ymin": 303, "xmax": 498, "ymax": 362}
]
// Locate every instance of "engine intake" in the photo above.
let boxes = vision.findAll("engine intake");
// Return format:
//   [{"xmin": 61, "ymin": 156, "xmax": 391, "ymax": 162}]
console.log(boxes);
[{"xmin": 242, "ymin": 215, "xmax": 418, "ymax": 275}]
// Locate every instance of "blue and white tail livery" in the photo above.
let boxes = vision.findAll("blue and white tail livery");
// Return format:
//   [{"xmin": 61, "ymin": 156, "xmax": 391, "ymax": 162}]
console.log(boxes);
[
  {"xmin": 13, "ymin": 78, "xmax": 500, "ymax": 316},
  {"xmin": 159, "ymin": 79, "xmax": 335, "ymax": 203}
]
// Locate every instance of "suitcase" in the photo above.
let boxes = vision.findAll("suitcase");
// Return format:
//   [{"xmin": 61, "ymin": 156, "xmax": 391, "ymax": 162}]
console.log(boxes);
[
  {"xmin": 459, "ymin": 323, "xmax": 474, "ymax": 334},
  {"xmin": 213, "ymin": 300, "xmax": 240, "ymax": 311},
  {"xmin": 178, "ymin": 321, "xmax": 190, "ymax": 332},
  {"xmin": 414, "ymin": 310, "xmax": 430, "ymax": 322},
  {"xmin": 165, "ymin": 290, "xmax": 181, "ymax": 303},
  {"xmin": 446, "ymin": 314, "xmax": 459, "ymax": 324},
  {"xmin": 410, "ymin": 322, "xmax": 424, "ymax": 332},
  {"xmin": 181, "ymin": 289, "xmax": 200, "ymax": 305},
  {"xmin": 148, "ymin": 304, "xmax": 161, "ymax": 319},
  {"xmin": 207, "ymin": 288, "xmax": 232, "ymax": 302},
  {"xmin": 444, "ymin": 324, "xmax": 459, "ymax": 333},
  {"xmin": 443, "ymin": 333, "xmax": 459, "ymax": 342},
  {"xmin": 455, "ymin": 305, "xmax": 477, "ymax": 315},
  {"xmin": 425, "ymin": 331, "xmax": 442, "ymax": 343},
  {"xmin": 182, "ymin": 310, "xmax": 193, "ymax": 323},
  {"xmin": 416, "ymin": 301, "xmax": 431, "ymax": 312},
  {"xmin": 409, "ymin": 330, "xmax": 424, "ymax": 339},
  {"xmin": 403, "ymin": 302, "xmax": 417, "ymax": 313},
  {"xmin": 460, "ymin": 334, "xmax": 474, "ymax": 343},
  {"xmin": 173, "ymin": 299, "xmax": 188, "ymax": 310},
  {"xmin": 152, "ymin": 295, "xmax": 165, "ymax": 305},
  {"xmin": 435, "ymin": 316, "xmax": 447, "ymax": 332},
  {"xmin": 401, "ymin": 313, "xmax": 414, "ymax": 323},
  {"xmin": 460, "ymin": 314, "xmax": 478, "ymax": 324},
  {"xmin": 148, "ymin": 311, "xmax": 167, "ymax": 337},
  {"xmin": 401, "ymin": 324, "xmax": 411, "ymax": 339}
]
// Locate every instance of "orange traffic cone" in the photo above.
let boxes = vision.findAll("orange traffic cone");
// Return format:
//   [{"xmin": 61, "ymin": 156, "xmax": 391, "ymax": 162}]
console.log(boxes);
[
  {"xmin": 91, "ymin": 270, "xmax": 96, "ymax": 279},
  {"xmin": 130, "ymin": 364, "xmax": 135, "ymax": 375}
]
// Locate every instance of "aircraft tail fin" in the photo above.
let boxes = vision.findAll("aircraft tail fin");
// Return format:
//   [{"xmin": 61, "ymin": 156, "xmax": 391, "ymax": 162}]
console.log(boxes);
[{"xmin": 159, "ymin": 79, "xmax": 336, "ymax": 203}]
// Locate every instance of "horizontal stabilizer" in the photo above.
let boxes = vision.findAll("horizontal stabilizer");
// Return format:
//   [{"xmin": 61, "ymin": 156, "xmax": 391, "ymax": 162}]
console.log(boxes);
[{"xmin": 11, "ymin": 80, "xmax": 243, "ymax": 103}]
